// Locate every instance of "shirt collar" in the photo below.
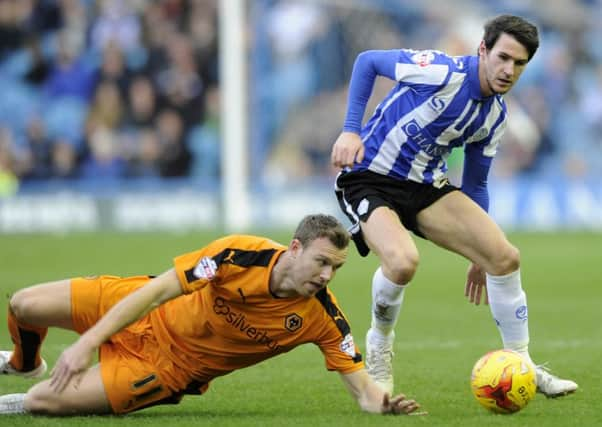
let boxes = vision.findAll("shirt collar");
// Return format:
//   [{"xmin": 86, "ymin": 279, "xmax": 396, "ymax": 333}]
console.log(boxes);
[{"xmin": 468, "ymin": 56, "xmax": 488, "ymax": 100}]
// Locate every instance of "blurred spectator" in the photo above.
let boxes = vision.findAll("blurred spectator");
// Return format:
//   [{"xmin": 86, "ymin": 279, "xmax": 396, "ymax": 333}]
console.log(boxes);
[
  {"xmin": 21, "ymin": 117, "xmax": 52, "ymax": 180},
  {"xmin": 97, "ymin": 41, "xmax": 131, "ymax": 97},
  {"xmin": 86, "ymin": 79, "xmax": 124, "ymax": 131},
  {"xmin": 50, "ymin": 138, "xmax": 78, "ymax": 179},
  {"xmin": 23, "ymin": 36, "xmax": 51, "ymax": 85},
  {"xmin": 122, "ymin": 74, "xmax": 159, "ymax": 129},
  {"xmin": 156, "ymin": 108, "xmax": 191, "ymax": 177},
  {"xmin": 260, "ymin": 0, "xmax": 327, "ymax": 137},
  {"xmin": 188, "ymin": 84, "xmax": 220, "ymax": 179},
  {"xmin": 43, "ymin": 29, "xmax": 96, "ymax": 101},
  {"xmin": 90, "ymin": 0, "xmax": 142, "ymax": 52},
  {"xmin": 155, "ymin": 31, "xmax": 205, "ymax": 128},
  {"xmin": 186, "ymin": 0, "xmax": 219, "ymax": 85},
  {"xmin": 0, "ymin": 0, "xmax": 30, "ymax": 58},
  {"xmin": 265, "ymin": 87, "xmax": 348, "ymax": 184},
  {"xmin": 124, "ymin": 127, "xmax": 161, "ymax": 178},
  {"xmin": 79, "ymin": 126, "xmax": 125, "ymax": 179}
]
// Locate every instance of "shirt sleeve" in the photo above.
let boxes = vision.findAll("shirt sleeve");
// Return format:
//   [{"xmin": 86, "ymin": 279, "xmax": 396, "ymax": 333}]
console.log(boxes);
[
  {"xmin": 317, "ymin": 328, "xmax": 365, "ymax": 374},
  {"xmin": 174, "ymin": 235, "xmax": 286, "ymax": 294},
  {"xmin": 461, "ymin": 105, "xmax": 507, "ymax": 212},
  {"xmin": 311, "ymin": 291, "xmax": 364, "ymax": 374},
  {"xmin": 343, "ymin": 49, "xmax": 453, "ymax": 133},
  {"xmin": 461, "ymin": 142, "xmax": 492, "ymax": 212},
  {"xmin": 343, "ymin": 50, "xmax": 401, "ymax": 133},
  {"xmin": 173, "ymin": 240, "xmax": 226, "ymax": 294},
  {"xmin": 173, "ymin": 235, "xmax": 250, "ymax": 294}
]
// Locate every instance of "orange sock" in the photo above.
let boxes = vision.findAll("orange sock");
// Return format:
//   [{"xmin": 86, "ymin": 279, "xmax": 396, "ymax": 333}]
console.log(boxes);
[{"xmin": 7, "ymin": 308, "xmax": 48, "ymax": 372}]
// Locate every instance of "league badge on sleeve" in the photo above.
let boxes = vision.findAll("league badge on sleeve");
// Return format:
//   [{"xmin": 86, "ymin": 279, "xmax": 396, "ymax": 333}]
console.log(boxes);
[
  {"xmin": 340, "ymin": 333, "xmax": 357, "ymax": 357},
  {"xmin": 193, "ymin": 256, "xmax": 218, "ymax": 280}
]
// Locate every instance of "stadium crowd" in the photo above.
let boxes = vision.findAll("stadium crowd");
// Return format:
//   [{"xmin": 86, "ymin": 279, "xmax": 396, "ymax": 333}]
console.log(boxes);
[
  {"xmin": 0, "ymin": 0, "xmax": 219, "ymax": 196},
  {"xmin": 0, "ymin": 0, "xmax": 600, "ymax": 196}
]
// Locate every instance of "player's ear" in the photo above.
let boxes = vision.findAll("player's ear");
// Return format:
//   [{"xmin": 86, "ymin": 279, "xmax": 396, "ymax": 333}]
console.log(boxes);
[
  {"xmin": 289, "ymin": 238, "xmax": 303, "ymax": 255},
  {"xmin": 478, "ymin": 40, "xmax": 487, "ymax": 57}
]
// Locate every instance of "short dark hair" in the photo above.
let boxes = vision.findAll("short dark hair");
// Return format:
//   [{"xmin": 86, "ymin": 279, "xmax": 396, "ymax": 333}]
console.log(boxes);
[
  {"xmin": 482, "ymin": 14, "xmax": 539, "ymax": 61},
  {"xmin": 293, "ymin": 214, "xmax": 350, "ymax": 250}
]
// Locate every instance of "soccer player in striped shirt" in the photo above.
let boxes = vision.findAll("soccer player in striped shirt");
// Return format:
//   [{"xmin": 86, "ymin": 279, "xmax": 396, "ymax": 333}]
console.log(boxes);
[{"xmin": 331, "ymin": 14, "xmax": 577, "ymax": 398}]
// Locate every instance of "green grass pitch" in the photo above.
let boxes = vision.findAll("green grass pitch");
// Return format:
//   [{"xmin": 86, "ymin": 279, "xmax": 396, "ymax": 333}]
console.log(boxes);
[{"xmin": 0, "ymin": 230, "xmax": 600, "ymax": 426}]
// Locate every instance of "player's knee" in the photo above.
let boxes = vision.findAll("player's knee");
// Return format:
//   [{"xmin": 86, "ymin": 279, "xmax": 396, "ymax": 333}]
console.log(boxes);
[
  {"xmin": 24, "ymin": 388, "xmax": 62, "ymax": 415},
  {"xmin": 9, "ymin": 288, "xmax": 39, "ymax": 323},
  {"xmin": 491, "ymin": 244, "xmax": 520, "ymax": 275},
  {"xmin": 381, "ymin": 250, "xmax": 419, "ymax": 284}
]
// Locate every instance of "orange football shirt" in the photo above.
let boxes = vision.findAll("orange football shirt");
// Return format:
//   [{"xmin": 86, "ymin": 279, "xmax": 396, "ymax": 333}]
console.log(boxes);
[{"xmin": 148, "ymin": 235, "xmax": 363, "ymax": 389}]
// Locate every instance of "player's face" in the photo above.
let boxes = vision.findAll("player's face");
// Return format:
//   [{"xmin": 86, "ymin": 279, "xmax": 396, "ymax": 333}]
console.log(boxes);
[
  {"xmin": 479, "ymin": 33, "xmax": 529, "ymax": 96},
  {"xmin": 292, "ymin": 237, "xmax": 347, "ymax": 297}
]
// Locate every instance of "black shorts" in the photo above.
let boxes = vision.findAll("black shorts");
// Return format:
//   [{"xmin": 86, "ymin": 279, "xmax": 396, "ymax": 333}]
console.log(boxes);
[{"xmin": 335, "ymin": 170, "xmax": 458, "ymax": 256}]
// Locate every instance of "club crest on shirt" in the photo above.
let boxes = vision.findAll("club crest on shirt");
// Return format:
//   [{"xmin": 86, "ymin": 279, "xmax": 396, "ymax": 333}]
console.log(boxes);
[
  {"xmin": 340, "ymin": 333, "xmax": 357, "ymax": 357},
  {"xmin": 284, "ymin": 313, "xmax": 303, "ymax": 332},
  {"xmin": 193, "ymin": 256, "xmax": 217, "ymax": 280},
  {"xmin": 411, "ymin": 50, "xmax": 435, "ymax": 67}
]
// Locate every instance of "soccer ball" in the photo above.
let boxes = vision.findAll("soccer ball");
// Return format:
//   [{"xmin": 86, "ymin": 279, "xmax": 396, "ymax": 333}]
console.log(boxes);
[{"xmin": 470, "ymin": 349, "xmax": 537, "ymax": 414}]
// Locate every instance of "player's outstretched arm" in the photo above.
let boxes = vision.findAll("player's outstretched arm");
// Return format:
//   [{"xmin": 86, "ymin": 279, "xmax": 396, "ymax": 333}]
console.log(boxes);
[
  {"xmin": 50, "ymin": 269, "xmax": 183, "ymax": 392},
  {"xmin": 340, "ymin": 370, "xmax": 425, "ymax": 415}
]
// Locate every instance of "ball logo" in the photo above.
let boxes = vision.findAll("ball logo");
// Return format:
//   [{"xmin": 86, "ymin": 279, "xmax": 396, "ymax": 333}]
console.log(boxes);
[
  {"xmin": 284, "ymin": 313, "xmax": 303, "ymax": 332},
  {"xmin": 515, "ymin": 305, "xmax": 528, "ymax": 320}
]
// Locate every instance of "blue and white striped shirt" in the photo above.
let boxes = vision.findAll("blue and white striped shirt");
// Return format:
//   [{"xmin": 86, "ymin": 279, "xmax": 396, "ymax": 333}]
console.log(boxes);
[{"xmin": 343, "ymin": 49, "xmax": 508, "ymax": 212}]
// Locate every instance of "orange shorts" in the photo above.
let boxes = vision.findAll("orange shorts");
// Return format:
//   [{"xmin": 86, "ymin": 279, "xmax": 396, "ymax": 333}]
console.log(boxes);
[{"xmin": 71, "ymin": 276, "xmax": 188, "ymax": 414}]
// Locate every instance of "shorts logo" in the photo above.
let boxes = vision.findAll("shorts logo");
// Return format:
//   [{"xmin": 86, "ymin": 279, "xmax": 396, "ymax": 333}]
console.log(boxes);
[
  {"xmin": 515, "ymin": 305, "xmax": 528, "ymax": 320},
  {"xmin": 193, "ymin": 256, "xmax": 217, "ymax": 279},
  {"xmin": 284, "ymin": 313, "xmax": 303, "ymax": 332},
  {"xmin": 339, "ymin": 333, "xmax": 357, "ymax": 357},
  {"xmin": 357, "ymin": 198, "xmax": 369, "ymax": 216}
]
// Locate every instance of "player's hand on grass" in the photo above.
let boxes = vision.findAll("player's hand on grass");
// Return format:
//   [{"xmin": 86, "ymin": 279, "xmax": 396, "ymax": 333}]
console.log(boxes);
[
  {"xmin": 381, "ymin": 393, "xmax": 426, "ymax": 415},
  {"xmin": 50, "ymin": 338, "xmax": 96, "ymax": 392},
  {"xmin": 331, "ymin": 131, "xmax": 364, "ymax": 168},
  {"xmin": 465, "ymin": 263, "xmax": 488, "ymax": 305}
]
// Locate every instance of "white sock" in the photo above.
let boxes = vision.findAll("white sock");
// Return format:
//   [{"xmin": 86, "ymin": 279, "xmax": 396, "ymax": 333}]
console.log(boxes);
[
  {"xmin": 0, "ymin": 393, "xmax": 27, "ymax": 414},
  {"xmin": 370, "ymin": 267, "xmax": 406, "ymax": 338},
  {"xmin": 486, "ymin": 269, "xmax": 534, "ymax": 366}
]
